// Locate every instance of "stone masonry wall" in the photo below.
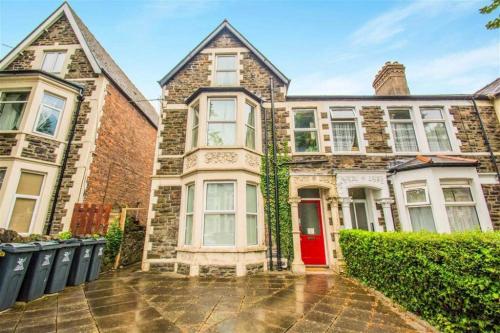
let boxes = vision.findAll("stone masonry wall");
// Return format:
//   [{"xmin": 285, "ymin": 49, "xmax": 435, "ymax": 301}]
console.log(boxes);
[
  {"xmin": 0, "ymin": 134, "xmax": 17, "ymax": 156},
  {"xmin": 32, "ymin": 15, "xmax": 79, "ymax": 45},
  {"xmin": 199, "ymin": 265, "xmax": 237, "ymax": 278},
  {"xmin": 5, "ymin": 50, "xmax": 35, "ymax": 70},
  {"xmin": 482, "ymin": 184, "xmax": 500, "ymax": 230},
  {"xmin": 360, "ymin": 106, "xmax": 391, "ymax": 153},
  {"xmin": 83, "ymin": 83, "xmax": 156, "ymax": 223},
  {"xmin": 159, "ymin": 109, "xmax": 187, "ymax": 156},
  {"xmin": 21, "ymin": 134, "xmax": 60, "ymax": 163}
]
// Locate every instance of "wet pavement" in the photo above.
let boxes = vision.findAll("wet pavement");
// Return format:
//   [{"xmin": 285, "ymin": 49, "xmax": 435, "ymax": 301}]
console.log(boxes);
[{"xmin": 0, "ymin": 267, "xmax": 433, "ymax": 333}]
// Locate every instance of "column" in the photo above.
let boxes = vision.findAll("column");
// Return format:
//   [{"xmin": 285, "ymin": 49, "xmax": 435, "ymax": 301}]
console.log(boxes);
[
  {"xmin": 327, "ymin": 195, "xmax": 344, "ymax": 273},
  {"xmin": 377, "ymin": 198, "xmax": 395, "ymax": 231},
  {"xmin": 340, "ymin": 197, "xmax": 353, "ymax": 229},
  {"xmin": 289, "ymin": 196, "xmax": 305, "ymax": 274}
]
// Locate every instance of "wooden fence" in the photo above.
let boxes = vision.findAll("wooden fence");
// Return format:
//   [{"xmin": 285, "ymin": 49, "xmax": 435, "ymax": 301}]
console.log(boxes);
[{"xmin": 70, "ymin": 203, "xmax": 112, "ymax": 236}]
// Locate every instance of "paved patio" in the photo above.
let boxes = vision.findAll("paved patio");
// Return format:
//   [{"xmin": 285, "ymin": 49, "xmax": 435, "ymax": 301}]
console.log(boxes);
[{"xmin": 0, "ymin": 267, "xmax": 433, "ymax": 333}]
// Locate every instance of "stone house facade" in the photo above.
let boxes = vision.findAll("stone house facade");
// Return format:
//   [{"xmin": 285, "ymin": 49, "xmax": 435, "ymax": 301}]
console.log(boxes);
[
  {"xmin": 0, "ymin": 3, "xmax": 158, "ymax": 235},
  {"xmin": 143, "ymin": 20, "xmax": 499, "ymax": 277}
]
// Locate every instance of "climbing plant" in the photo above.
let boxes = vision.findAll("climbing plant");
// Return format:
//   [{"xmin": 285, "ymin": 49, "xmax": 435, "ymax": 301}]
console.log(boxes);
[{"xmin": 260, "ymin": 141, "xmax": 294, "ymax": 264}]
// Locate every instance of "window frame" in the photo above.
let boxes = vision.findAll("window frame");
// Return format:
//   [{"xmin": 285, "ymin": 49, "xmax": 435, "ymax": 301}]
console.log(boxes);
[
  {"xmin": 7, "ymin": 171, "xmax": 45, "ymax": 235},
  {"xmin": 33, "ymin": 91, "xmax": 66, "ymax": 138},
  {"xmin": 41, "ymin": 51, "xmax": 66, "ymax": 74},
  {"xmin": 246, "ymin": 183, "xmax": 258, "ymax": 246},
  {"xmin": 190, "ymin": 103, "xmax": 200, "ymax": 149},
  {"xmin": 441, "ymin": 183, "xmax": 480, "ymax": 231},
  {"xmin": 214, "ymin": 54, "xmax": 238, "ymax": 86},
  {"xmin": 403, "ymin": 184, "xmax": 436, "ymax": 232},
  {"xmin": 206, "ymin": 97, "xmax": 237, "ymax": 147},
  {"xmin": 184, "ymin": 183, "xmax": 195, "ymax": 245},
  {"xmin": 388, "ymin": 108, "xmax": 420, "ymax": 153},
  {"xmin": 292, "ymin": 108, "xmax": 320, "ymax": 153},
  {"xmin": 329, "ymin": 107, "xmax": 360, "ymax": 153},
  {"xmin": 420, "ymin": 107, "xmax": 452, "ymax": 152},
  {"xmin": 0, "ymin": 168, "xmax": 6, "ymax": 191},
  {"xmin": 0, "ymin": 90, "xmax": 30, "ymax": 132},
  {"xmin": 244, "ymin": 101, "xmax": 256, "ymax": 150},
  {"xmin": 202, "ymin": 181, "xmax": 237, "ymax": 247}
]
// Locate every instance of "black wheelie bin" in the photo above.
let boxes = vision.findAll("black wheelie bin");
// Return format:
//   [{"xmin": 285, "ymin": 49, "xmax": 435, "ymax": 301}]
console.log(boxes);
[
  {"xmin": 67, "ymin": 238, "xmax": 97, "ymax": 286},
  {"xmin": 45, "ymin": 239, "xmax": 80, "ymax": 294},
  {"xmin": 86, "ymin": 238, "xmax": 106, "ymax": 282}
]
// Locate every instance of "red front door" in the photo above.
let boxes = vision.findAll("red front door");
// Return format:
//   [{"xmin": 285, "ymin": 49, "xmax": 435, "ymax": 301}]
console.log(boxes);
[{"xmin": 299, "ymin": 200, "xmax": 326, "ymax": 265}]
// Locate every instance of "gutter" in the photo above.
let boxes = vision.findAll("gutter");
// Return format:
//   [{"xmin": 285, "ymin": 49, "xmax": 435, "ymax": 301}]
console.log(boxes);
[{"xmin": 45, "ymin": 91, "xmax": 85, "ymax": 235}]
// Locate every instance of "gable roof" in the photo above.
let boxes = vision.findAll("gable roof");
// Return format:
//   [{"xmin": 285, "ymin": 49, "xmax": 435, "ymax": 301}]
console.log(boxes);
[
  {"xmin": 389, "ymin": 155, "xmax": 478, "ymax": 173},
  {"xmin": 0, "ymin": 2, "xmax": 158, "ymax": 127},
  {"xmin": 475, "ymin": 78, "xmax": 500, "ymax": 98},
  {"xmin": 158, "ymin": 20, "xmax": 290, "ymax": 87}
]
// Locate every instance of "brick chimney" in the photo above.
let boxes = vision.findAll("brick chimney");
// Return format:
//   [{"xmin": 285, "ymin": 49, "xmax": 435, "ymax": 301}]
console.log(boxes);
[{"xmin": 373, "ymin": 61, "xmax": 410, "ymax": 96}]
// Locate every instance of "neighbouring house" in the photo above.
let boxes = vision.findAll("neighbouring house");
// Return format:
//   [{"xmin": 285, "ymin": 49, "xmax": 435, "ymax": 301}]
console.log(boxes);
[
  {"xmin": 476, "ymin": 78, "xmax": 500, "ymax": 122},
  {"xmin": 0, "ymin": 3, "xmax": 158, "ymax": 236},
  {"xmin": 142, "ymin": 20, "xmax": 500, "ymax": 277}
]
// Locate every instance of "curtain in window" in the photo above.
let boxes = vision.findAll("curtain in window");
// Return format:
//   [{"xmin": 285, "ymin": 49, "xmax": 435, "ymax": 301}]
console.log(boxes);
[
  {"xmin": 425, "ymin": 123, "xmax": 451, "ymax": 151},
  {"xmin": 204, "ymin": 183, "xmax": 235, "ymax": 246},
  {"xmin": 408, "ymin": 207, "xmax": 436, "ymax": 232},
  {"xmin": 446, "ymin": 206, "xmax": 480, "ymax": 232},
  {"xmin": 246, "ymin": 185, "xmax": 257, "ymax": 245},
  {"xmin": 0, "ymin": 92, "xmax": 28, "ymax": 130},
  {"xmin": 332, "ymin": 122, "xmax": 356, "ymax": 151},
  {"xmin": 392, "ymin": 123, "xmax": 418, "ymax": 151}
]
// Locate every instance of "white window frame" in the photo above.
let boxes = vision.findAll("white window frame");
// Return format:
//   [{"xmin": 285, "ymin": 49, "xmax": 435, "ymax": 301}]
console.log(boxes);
[
  {"xmin": 246, "ymin": 183, "xmax": 258, "ymax": 246},
  {"xmin": 7, "ymin": 171, "xmax": 45, "ymax": 235},
  {"xmin": 184, "ymin": 183, "xmax": 195, "ymax": 245},
  {"xmin": 419, "ymin": 107, "xmax": 452, "ymax": 153},
  {"xmin": 292, "ymin": 108, "xmax": 320, "ymax": 153},
  {"xmin": 33, "ymin": 91, "xmax": 65, "ymax": 138},
  {"xmin": 403, "ymin": 184, "xmax": 437, "ymax": 232},
  {"xmin": 190, "ymin": 103, "xmax": 199, "ymax": 149},
  {"xmin": 0, "ymin": 168, "xmax": 6, "ymax": 190},
  {"xmin": 388, "ymin": 108, "xmax": 419, "ymax": 153},
  {"xmin": 441, "ymin": 183, "xmax": 480, "ymax": 231},
  {"xmin": 0, "ymin": 90, "xmax": 30, "ymax": 132},
  {"xmin": 214, "ymin": 54, "xmax": 238, "ymax": 86},
  {"xmin": 202, "ymin": 181, "xmax": 236, "ymax": 247},
  {"xmin": 41, "ymin": 51, "xmax": 66, "ymax": 74},
  {"xmin": 329, "ymin": 107, "xmax": 361, "ymax": 153},
  {"xmin": 244, "ymin": 101, "xmax": 256, "ymax": 150},
  {"xmin": 206, "ymin": 97, "xmax": 237, "ymax": 147}
]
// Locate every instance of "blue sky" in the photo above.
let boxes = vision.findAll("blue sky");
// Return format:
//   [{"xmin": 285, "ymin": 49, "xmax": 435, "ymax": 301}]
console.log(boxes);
[{"xmin": 1, "ymin": 0, "xmax": 499, "ymax": 109}]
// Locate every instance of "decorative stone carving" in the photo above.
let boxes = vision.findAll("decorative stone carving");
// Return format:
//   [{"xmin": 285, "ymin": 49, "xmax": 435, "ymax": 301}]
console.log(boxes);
[
  {"xmin": 245, "ymin": 153, "xmax": 260, "ymax": 168},
  {"xmin": 336, "ymin": 172, "xmax": 388, "ymax": 197},
  {"xmin": 204, "ymin": 152, "xmax": 238, "ymax": 164},
  {"xmin": 185, "ymin": 154, "xmax": 197, "ymax": 169}
]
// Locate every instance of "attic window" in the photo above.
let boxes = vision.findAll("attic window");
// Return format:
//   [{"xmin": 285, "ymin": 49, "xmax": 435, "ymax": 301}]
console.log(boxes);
[
  {"xmin": 214, "ymin": 55, "xmax": 237, "ymax": 86},
  {"xmin": 42, "ymin": 51, "xmax": 66, "ymax": 74}
]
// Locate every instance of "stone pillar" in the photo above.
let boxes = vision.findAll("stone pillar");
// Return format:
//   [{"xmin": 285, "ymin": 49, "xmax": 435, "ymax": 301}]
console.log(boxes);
[
  {"xmin": 378, "ymin": 198, "xmax": 395, "ymax": 231},
  {"xmin": 289, "ymin": 196, "xmax": 305, "ymax": 274},
  {"xmin": 327, "ymin": 195, "xmax": 344, "ymax": 272},
  {"xmin": 340, "ymin": 197, "xmax": 353, "ymax": 229}
]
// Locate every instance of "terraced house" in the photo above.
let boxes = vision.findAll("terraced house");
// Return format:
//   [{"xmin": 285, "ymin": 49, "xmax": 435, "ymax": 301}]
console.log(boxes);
[
  {"xmin": 143, "ymin": 20, "xmax": 500, "ymax": 277},
  {"xmin": 0, "ymin": 3, "xmax": 158, "ymax": 235}
]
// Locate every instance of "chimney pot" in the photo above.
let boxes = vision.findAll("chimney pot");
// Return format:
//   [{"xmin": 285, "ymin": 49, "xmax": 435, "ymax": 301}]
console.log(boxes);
[{"xmin": 373, "ymin": 61, "xmax": 410, "ymax": 96}]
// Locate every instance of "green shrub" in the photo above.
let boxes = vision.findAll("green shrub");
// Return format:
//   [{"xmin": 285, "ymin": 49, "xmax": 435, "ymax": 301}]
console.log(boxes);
[
  {"xmin": 102, "ymin": 219, "xmax": 123, "ymax": 269},
  {"xmin": 57, "ymin": 231, "xmax": 72, "ymax": 240},
  {"xmin": 339, "ymin": 230, "xmax": 500, "ymax": 332}
]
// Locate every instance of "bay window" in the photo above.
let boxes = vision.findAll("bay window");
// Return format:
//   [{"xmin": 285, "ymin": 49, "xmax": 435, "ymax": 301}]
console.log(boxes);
[
  {"xmin": 34, "ymin": 92, "xmax": 65, "ymax": 136},
  {"xmin": 246, "ymin": 184, "xmax": 258, "ymax": 245},
  {"xmin": 442, "ymin": 184, "xmax": 480, "ymax": 232},
  {"xmin": 42, "ymin": 51, "xmax": 66, "ymax": 74},
  {"xmin": 293, "ymin": 109, "xmax": 319, "ymax": 152},
  {"xmin": 203, "ymin": 182, "xmax": 235, "ymax": 246},
  {"xmin": 330, "ymin": 108, "xmax": 359, "ymax": 152},
  {"xmin": 215, "ymin": 55, "xmax": 237, "ymax": 86},
  {"xmin": 389, "ymin": 109, "xmax": 418, "ymax": 152},
  {"xmin": 207, "ymin": 98, "xmax": 236, "ymax": 146},
  {"xmin": 245, "ymin": 103, "xmax": 256, "ymax": 149},
  {"xmin": 9, "ymin": 172, "xmax": 44, "ymax": 233},
  {"xmin": 191, "ymin": 104, "xmax": 199, "ymax": 148},
  {"xmin": 0, "ymin": 91, "xmax": 29, "ymax": 131},
  {"xmin": 404, "ymin": 185, "xmax": 436, "ymax": 232},
  {"xmin": 184, "ymin": 184, "xmax": 195, "ymax": 245},
  {"xmin": 420, "ymin": 108, "xmax": 451, "ymax": 152}
]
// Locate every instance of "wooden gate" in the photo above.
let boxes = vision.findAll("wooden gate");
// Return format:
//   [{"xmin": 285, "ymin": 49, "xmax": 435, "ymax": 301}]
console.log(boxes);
[{"xmin": 70, "ymin": 203, "xmax": 112, "ymax": 236}]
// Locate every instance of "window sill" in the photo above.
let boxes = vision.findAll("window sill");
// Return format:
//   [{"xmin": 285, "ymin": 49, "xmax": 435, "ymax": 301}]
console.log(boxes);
[{"xmin": 176, "ymin": 245, "xmax": 266, "ymax": 253}]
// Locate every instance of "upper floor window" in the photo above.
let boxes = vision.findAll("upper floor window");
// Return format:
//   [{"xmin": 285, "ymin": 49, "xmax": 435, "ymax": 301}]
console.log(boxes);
[
  {"xmin": 421, "ymin": 108, "xmax": 451, "ymax": 152},
  {"xmin": 245, "ymin": 102, "xmax": 256, "ymax": 149},
  {"xmin": 389, "ymin": 109, "xmax": 418, "ymax": 152},
  {"xmin": 9, "ymin": 171, "xmax": 44, "ymax": 233},
  {"xmin": 215, "ymin": 55, "xmax": 237, "ymax": 86},
  {"xmin": 330, "ymin": 108, "xmax": 359, "ymax": 152},
  {"xmin": 293, "ymin": 109, "xmax": 319, "ymax": 153},
  {"xmin": 42, "ymin": 51, "xmax": 66, "ymax": 74},
  {"xmin": 207, "ymin": 98, "xmax": 236, "ymax": 146},
  {"xmin": 442, "ymin": 183, "xmax": 480, "ymax": 232},
  {"xmin": 404, "ymin": 185, "xmax": 436, "ymax": 232},
  {"xmin": 191, "ymin": 104, "xmax": 199, "ymax": 149},
  {"xmin": 0, "ymin": 91, "xmax": 29, "ymax": 131},
  {"xmin": 204, "ymin": 182, "xmax": 235, "ymax": 246},
  {"xmin": 34, "ymin": 92, "xmax": 65, "ymax": 137}
]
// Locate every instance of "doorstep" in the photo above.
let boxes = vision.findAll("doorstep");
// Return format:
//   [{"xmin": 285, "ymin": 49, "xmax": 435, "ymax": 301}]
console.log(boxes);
[{"xmin": 305, "ymin": 266, "xmax": 334, "ymax": 275}]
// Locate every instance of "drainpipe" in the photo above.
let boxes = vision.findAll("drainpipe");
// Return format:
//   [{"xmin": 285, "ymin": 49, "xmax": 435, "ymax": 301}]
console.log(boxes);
[
  {"xmin": 269, "ymin": 77, "xmax": 282, "ymax": 270},
  {"xmin": 46, "ymin": 91, "xmax": 85, "ymax": 235},
  {"xmin": 471, "ymin": 97, "xmax": 500, "ymax": 180},
  {"xmin": 261, "ymin": 99, "xmax": 273, "ymax": 271}
]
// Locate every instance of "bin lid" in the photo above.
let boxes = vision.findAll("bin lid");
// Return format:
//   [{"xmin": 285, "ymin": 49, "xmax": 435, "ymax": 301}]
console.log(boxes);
[
  {"xmin": 94, "ymin": 238, "xmax": 106, "ymax": 244},
  {"xmin": 58, "ymin": 239, "xmax": 80, "ymax": 248},
  {"xmin": 0, "ymin": 243, "xmax": 38, "ymax": 253},
  {"xmin": 32, "ymin": 241, "xmax": 61, "ymax": 251},
  {"xmin": 79, "ymin": 238, "xmax": 99, "ymax": 245}
]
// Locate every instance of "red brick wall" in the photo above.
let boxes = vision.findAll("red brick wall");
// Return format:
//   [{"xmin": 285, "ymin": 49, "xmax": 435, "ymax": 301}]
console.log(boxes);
[{"xmin": 84, "ymin": 83, "xmax": 156, "ymax": 223}]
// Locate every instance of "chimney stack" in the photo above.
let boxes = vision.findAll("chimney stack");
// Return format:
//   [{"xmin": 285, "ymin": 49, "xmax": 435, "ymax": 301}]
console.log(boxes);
[{"xmin": 373, "ymin": 61, "xmax": 410, "ymax": 96}]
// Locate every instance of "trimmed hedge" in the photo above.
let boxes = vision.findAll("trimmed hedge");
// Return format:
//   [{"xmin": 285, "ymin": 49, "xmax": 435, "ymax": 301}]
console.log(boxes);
[{"xmin": 339, "ymin": 230, "xmax": 500, "ymax": 332}]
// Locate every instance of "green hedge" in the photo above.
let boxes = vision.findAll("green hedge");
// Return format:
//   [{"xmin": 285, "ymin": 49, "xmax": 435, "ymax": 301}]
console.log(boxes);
[{"xmin": 339, "ymin": 230, "xmax": 500, "ymax": 332}]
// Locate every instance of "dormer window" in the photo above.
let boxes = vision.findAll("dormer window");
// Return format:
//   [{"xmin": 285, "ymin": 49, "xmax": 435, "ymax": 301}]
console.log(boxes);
[
  {"xmin": 214, "ymin": 55, "xmax": 237, "ymax": 86},
  {"xmin": 42, "ymin": 51, "xmax": 66, "ymax": 74}
]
